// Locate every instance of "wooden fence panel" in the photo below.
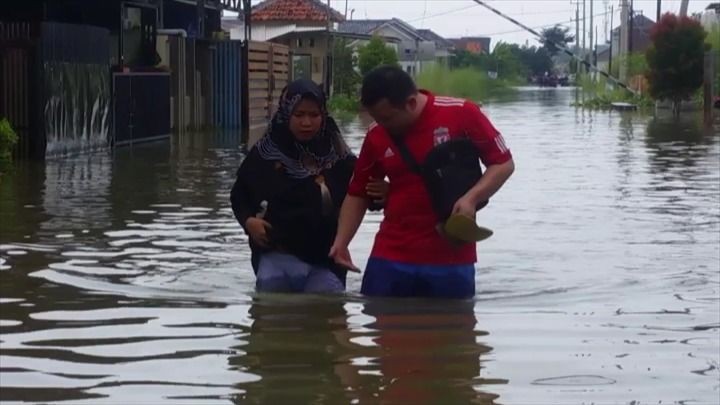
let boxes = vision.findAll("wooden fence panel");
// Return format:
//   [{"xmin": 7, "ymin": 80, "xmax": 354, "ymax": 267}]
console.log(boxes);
[{"xmin": 246, "ymin": 41, "xmax": 289, "ymax": 146}]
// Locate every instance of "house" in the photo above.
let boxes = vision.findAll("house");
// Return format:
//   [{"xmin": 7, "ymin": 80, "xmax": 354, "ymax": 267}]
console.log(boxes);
[
  {"xmin": 595, "ymin": 43, "xmax": 612, "ymax": 74},
  {"xmin": 223, "ymin": 0, "xmax": 344, "ymax": 86},
  {"xmin": 0, "ymin": 0, "xmax": 233, "ymax": 157},
  {"xmin": 449, "ymin": 37, "xmax": 491, "ymax": 54},
  {"xmin": 608, "ymin": 13, "xmax": 654, "ymax": 58},
  {"xmin": 700, "ymin": 3, "xmax": 720, "ymax": 32},
  {"xmin": 417, "ymin": 28, "xmax": 454, "ymax": 66},
  {"xmin": 337, "ymin": 18, "xmax": 440, "ymax": 76}
]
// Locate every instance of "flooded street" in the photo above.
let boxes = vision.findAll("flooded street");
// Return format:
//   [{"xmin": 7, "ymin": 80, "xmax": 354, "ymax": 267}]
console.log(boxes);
[{"xmin": 1, "ymin": 88, "xmax": 719, "ymax": 404}]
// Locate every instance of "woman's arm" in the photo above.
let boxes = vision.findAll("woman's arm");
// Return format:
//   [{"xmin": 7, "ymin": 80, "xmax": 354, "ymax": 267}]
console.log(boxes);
[{"xmin": 230, "ymin": 151, "xmax": 259, "ymax": 231}]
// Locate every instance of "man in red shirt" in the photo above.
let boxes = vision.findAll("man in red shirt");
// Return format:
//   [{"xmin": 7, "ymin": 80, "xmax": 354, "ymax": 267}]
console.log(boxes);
[{"xmin": 330, "ymin": 66, "xmax": 514, "ymax": 298}]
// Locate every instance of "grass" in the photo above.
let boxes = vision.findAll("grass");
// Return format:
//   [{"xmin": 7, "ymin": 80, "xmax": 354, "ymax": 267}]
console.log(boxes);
[
  {"xmin": 573, "ymin": 74, "xmax": 654, "ymax": 110},
  {"xmin": 416, "ymin": 66, "xmax": 518, "ymax": 102}
]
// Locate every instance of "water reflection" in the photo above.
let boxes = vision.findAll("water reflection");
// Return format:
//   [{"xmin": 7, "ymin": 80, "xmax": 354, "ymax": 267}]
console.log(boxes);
[
  {"xmin": 357, "ymin": 299, "xmax": 504, "ymax": 404},
  {"xmin": 1, "ymin": 90, "xmax": 719, "ymax": 404},
  {"xmin": 231, "ymin": 296, "xmax": 357, "ymax": 404},
  {"xmin": 231, "ymin": 296, "xmax": 504, "ymax": 404}
]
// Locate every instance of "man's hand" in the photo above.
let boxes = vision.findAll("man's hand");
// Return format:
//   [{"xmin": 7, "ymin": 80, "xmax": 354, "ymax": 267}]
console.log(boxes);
[
  {"xmin": 329, "ymin": 243, "xmax": 360, "ymax": 273},
  {"xmin": 245, "ymin": 217, "xmax": 272, "ymax": 248},
  {"xmin": 452, "ymin": 195, "xmax": 477, "ymax": 219}
]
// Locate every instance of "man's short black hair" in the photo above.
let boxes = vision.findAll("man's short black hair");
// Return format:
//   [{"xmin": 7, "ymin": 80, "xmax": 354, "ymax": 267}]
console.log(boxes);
[{"xmin": 361, "ymin": 65, "xmax": 418, "ymax": 108}]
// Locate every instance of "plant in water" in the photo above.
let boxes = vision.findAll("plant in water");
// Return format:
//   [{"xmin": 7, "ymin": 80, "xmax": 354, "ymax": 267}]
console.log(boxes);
[
  {"xmin": 646, "ymin": 13, "xmax": 709, "ymax": 117},
  {"xmin": 0, "ymin": 118, "xmax": 18, "ymax": 165},
  {"xmin": 416, "ymin": 66, "xmax": 517, "ymax": 102}
]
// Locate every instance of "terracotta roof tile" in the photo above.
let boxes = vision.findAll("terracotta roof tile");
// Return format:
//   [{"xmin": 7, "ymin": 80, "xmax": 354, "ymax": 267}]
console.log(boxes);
[{"xmin": 252, "ymin": 0, "xmax": 345, "ymax": 22}]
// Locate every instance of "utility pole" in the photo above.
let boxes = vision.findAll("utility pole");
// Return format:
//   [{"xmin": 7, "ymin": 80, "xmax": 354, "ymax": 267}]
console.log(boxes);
[
  {"xmin": 575, "ymin": 1, "xmax": 580, "ymax": 75},
  {"xmin": 582, "ymin": 0, "xmax": 586, "ymax": 73},
  {"xmin": 344, "ymin": 0, "xmax": 348, "ymax": 20},
  {"xmin": 589, "ymin": 0, "xmax": 593, "ymax": 78},
  {"xmin": 656, "ymin": 0, "xmax": 661, "ymax": 22},
  {"xmin": 628, "ymin": 0, "xmax": 634, "ymax": 54},
  {"xmin": 619, "ymin": 0, "xmax": 629, "ymax": 81},
  {"xmin": 604, "ymin": 0, "xmax": 609, "ymax": 43},
  {"xmin": 609, "ymin": 4, "xmax": 614, "ymax": 75},
  {"xmin": 679, "ymin": 0, "xmax": 689, "ymax": 17},
  {"xmin": 326, "ymin": 0, "xmax": 333, "ymax": 96}
]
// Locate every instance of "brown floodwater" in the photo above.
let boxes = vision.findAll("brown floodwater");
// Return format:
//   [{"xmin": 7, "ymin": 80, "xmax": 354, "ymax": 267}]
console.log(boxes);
[{"xmin": 1, "ymin": 88, "xmax": 719, "ymax": 404}]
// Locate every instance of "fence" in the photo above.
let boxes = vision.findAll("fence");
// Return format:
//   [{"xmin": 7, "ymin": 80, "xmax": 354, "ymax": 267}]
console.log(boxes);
[
  {"xmin": 159, "ymin": 37, "xmax": 289, "ymax": 144},
  {"xmin": 246, "ymin": 41, "xmax": 289, "ymax": 146},
  {"xmin": 0, "ymin": 22, "xmax": 36, "ymax": 158},
  {"xmin": 1, "ymin": 22, "xmax": 111, "ymax": 158}
]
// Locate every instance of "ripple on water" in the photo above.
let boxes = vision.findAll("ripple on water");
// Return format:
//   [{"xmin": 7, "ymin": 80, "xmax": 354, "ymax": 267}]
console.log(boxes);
[{"xmin": 532, "ymin": 375, "xmax": 616, "ymax": 386}]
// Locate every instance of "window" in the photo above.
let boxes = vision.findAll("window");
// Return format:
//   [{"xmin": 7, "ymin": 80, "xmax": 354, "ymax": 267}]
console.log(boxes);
[
  {"xmin": 309, "ymin": 38, "xmax": 315, "ymax": 48},
  {"xmin": 293, "ymin": 54, "xmax": 312, "ymax": 80},
  {"xmin": 405, "ymin": 48, "xmax": 412, "ymax": 54},
  {"xmin": 297, "ymin": 38, "xmax": 303, "ymax": 48}
]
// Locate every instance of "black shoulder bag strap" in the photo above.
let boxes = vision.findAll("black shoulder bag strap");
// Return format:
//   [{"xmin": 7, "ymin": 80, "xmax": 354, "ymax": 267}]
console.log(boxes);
[{"xmin": 389, "ymin": 135, "xmax": 423, "ymax": 175}]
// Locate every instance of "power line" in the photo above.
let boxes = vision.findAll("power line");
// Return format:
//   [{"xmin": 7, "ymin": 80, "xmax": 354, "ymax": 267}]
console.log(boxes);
[
  {"xmin": 405, "ymin": 6, "xmax": 583, "ymax": 24},
  {"xmin": 480, "ymin": 11, "xmax": 613, "ymax": 37}
]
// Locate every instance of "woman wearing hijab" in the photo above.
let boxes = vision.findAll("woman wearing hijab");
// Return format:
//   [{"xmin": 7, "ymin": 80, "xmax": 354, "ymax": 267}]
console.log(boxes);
[{"xmin": 231, "ymin": 79, "xmax": 385, "ymax": 294}]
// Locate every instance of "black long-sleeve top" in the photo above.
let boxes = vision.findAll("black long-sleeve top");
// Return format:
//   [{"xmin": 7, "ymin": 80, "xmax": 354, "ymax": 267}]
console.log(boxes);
[{"xmin": 230, "ymin": 147, "xmax": 363, "ymax": 283}]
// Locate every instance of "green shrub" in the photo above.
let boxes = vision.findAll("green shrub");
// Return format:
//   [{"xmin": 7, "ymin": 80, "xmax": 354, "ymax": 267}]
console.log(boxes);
[{"xmin": 0, "ymin": 118, "xmax": 18, "ymax": 164}]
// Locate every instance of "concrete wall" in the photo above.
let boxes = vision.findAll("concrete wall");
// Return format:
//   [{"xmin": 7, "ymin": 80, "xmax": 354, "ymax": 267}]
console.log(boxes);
[{"xmin": 274, "ymin": 33, "xmax": 329, "ymax": 85}]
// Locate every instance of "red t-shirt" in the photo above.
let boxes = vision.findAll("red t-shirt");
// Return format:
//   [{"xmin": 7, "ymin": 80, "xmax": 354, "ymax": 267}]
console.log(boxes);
[{"xmin": 347, "ymin": 91, "xmax": 512, "ymax": 265}]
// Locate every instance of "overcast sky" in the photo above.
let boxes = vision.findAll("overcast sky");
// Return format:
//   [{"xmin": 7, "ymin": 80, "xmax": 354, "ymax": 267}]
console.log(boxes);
[{"xmin": 243, "ymin": 0, "xmax": 713, "ymax": 47}]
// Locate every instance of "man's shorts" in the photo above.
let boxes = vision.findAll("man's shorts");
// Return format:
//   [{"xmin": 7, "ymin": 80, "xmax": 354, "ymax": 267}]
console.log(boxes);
[{"xmin": 361, "ymin": 257, "xmax": 475, "ymax": 299}]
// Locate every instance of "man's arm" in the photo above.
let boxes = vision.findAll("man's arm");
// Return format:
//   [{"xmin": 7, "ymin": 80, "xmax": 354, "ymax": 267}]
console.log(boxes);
[
  {"xmin": 454, "ymin": 159, "xmax": 514, "ymax": 217},
  {"xmin": 330, "ymin": 131, "xmax": 379, "ymax": 272},
  {"xmin": 453, "ymin": 101, "xmax": 515, "ymax": 217},
  {"xmin": 330, "ymin": 195, "xmax": 369, "ymax": 272}
]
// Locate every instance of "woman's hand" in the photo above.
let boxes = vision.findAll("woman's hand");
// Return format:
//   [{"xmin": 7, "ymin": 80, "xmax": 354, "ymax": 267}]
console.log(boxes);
[
  {"xmin": 245, "ymin": 217, "xmax": 273, "ymax": 248},
  {"xmin": 366, "ymin": 177, "xmax": 389, "ymax": 205}
]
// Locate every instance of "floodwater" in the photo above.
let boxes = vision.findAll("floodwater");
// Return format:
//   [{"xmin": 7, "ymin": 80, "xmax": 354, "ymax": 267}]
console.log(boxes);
[{"xmin": 1, "ymin": 88, "xmax": 719, "ymax": 404}]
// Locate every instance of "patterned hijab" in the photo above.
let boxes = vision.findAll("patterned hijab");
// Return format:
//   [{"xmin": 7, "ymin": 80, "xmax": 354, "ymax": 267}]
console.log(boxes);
[{"xmin": 255, "ymin": 79, "xmax": 352, "ymax": 179}]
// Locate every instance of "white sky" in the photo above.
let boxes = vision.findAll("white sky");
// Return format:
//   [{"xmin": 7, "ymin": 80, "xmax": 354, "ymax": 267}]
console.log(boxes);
[{"xmin": 243, "ymin": 0, "xmax": 713, "ymax": 47}]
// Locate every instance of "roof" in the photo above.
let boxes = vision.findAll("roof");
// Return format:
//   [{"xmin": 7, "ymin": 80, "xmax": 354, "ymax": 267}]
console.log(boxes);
[
  {"xmin": 250, "ymin": 0, "xmax": 344, "ymax": 23},
  {"xmin": 337, "ymin": 20, "xmax": 387, "ymax": 35},
  {"xmin": 337, "ymin": 18, "xmax": 425, "ymax": 41},
  {"xmin": 416, "ymin": 29, "xmax": 453, "ymax": 49},
  {"xmin": 612, "ymin": 14, "xmax": 655, "ymax": 33},
  {"xmin": 450, "ymin": 37, "xmax": 491, "ymax": 54}
]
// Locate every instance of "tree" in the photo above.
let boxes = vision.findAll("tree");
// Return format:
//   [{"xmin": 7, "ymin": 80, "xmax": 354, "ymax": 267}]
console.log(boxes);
[
  {"xmin": 492, "ymin": 42, "xmax": 526, "ymax": 79},
  {"xmin": 646, "ymin": 13, "xmax": 709, "ymax": 117},
  {"xmin": 541, "ymin": 25, "xmax": 575, "ymax": 56},
  {"xmin": 517, "ymin": 45, "xmax": 554, "ymax": 77},
  {"xmin": 332, "ymin": 39, "xmax": 360, "ymax": 97},
  {"xmin": 357, "ymin": 36, "xmax": 398, "ymax": 75}
]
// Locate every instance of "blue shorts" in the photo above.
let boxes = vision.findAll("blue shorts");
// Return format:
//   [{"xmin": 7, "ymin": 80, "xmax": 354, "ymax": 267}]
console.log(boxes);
[
  {"xmin": 256, "ymin": 252, "xmax": 344, "ymax": 294},
  {"xmin": 360, "ymin": 258, "xmax": 475, "ymax": 299}
]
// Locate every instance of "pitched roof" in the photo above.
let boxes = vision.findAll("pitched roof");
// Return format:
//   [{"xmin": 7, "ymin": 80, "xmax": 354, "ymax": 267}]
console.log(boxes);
[
  {"xmin": 416, "ymin": 29, "xmax": 453, "ymax": 49},
  {"xmin": 337, "ymin": 18, "xmax": 425, "ymax": 41},
  {"xmin": 337, "ymin": 20, "xmax": 388, "ymax": 35},
  {"xmin": 251, "ymin": 0, "xmax": 344, "ymax": 23},
  {"xmin": 611, "ymin": 14, "xmax": 655, "ymax": 33}
]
